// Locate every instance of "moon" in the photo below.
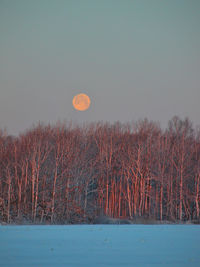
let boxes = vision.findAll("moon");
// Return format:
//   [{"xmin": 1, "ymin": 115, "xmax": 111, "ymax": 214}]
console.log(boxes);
[{"xmin": 72, "ymin": 93, "xmax": 91, "ymax": 111}]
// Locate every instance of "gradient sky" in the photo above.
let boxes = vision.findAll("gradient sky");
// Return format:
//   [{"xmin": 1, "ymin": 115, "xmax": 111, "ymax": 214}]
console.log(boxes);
[{"xmin": 0, "ymin": 0, "xmax": 200, "ymax": 135}]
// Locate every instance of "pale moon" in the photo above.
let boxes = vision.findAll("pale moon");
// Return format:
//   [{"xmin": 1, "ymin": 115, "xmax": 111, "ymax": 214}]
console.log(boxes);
[{"xmin": 72, "ymin": 93, "xmax": 91, "ymax": 111}]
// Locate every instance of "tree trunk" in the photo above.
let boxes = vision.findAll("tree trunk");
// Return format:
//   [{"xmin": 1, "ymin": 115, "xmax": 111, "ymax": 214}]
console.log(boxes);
[{"xmin": 7, "ymin": 168, "xmax": 11, "ymax": 223}]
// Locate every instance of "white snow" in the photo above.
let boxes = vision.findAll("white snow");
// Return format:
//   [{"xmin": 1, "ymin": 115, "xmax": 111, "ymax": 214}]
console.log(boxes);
[{"xmin": 0, "ymin": 225, "xmax": 200, "ymax": 266}]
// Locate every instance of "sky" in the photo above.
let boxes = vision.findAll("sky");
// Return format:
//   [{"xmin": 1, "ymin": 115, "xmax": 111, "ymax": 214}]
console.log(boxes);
[{"xmin": 0, "ymin": 0, "xmax": 200, "ymax": 135}]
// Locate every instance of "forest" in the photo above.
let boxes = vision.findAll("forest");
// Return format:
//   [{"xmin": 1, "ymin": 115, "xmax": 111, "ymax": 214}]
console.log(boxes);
[{"xmin": 0, "ymin": 116, "xmax": 199, "ymax": 224}]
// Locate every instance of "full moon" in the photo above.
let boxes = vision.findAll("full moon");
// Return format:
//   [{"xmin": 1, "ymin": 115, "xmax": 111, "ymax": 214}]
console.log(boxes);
[{"xmin": 72, "ymin": 93, "xmax": 91, "ymax": 111}]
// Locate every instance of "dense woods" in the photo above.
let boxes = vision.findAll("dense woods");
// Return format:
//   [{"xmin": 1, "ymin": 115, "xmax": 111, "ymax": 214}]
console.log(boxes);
[{"xmin": 0, "ymin": 116, "xmax": 199, "ymax": 224}]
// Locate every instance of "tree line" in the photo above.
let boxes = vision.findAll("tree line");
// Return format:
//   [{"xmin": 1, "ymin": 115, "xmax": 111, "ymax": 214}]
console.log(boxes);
[{"xmin": 0, "ymin": 116, "xmax": 199, "ymax": 224}]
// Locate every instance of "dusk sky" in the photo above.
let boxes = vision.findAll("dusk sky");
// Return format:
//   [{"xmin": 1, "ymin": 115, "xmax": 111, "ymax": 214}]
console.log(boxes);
[{"xmin": 0, "ymin": 0, "xmax": 199, "ymax": 135}]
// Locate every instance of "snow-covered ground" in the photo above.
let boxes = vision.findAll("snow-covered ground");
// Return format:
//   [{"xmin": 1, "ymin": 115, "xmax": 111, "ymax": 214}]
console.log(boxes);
[{"xmin": 0, "ymin": 225, "xmax": 200, "ymax": 266}]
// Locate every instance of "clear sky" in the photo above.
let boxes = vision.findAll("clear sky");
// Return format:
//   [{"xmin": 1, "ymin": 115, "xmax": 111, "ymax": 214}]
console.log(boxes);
[{"xmin": 0, "ymin": 0, "xmax": 200, "ymax": 135}]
